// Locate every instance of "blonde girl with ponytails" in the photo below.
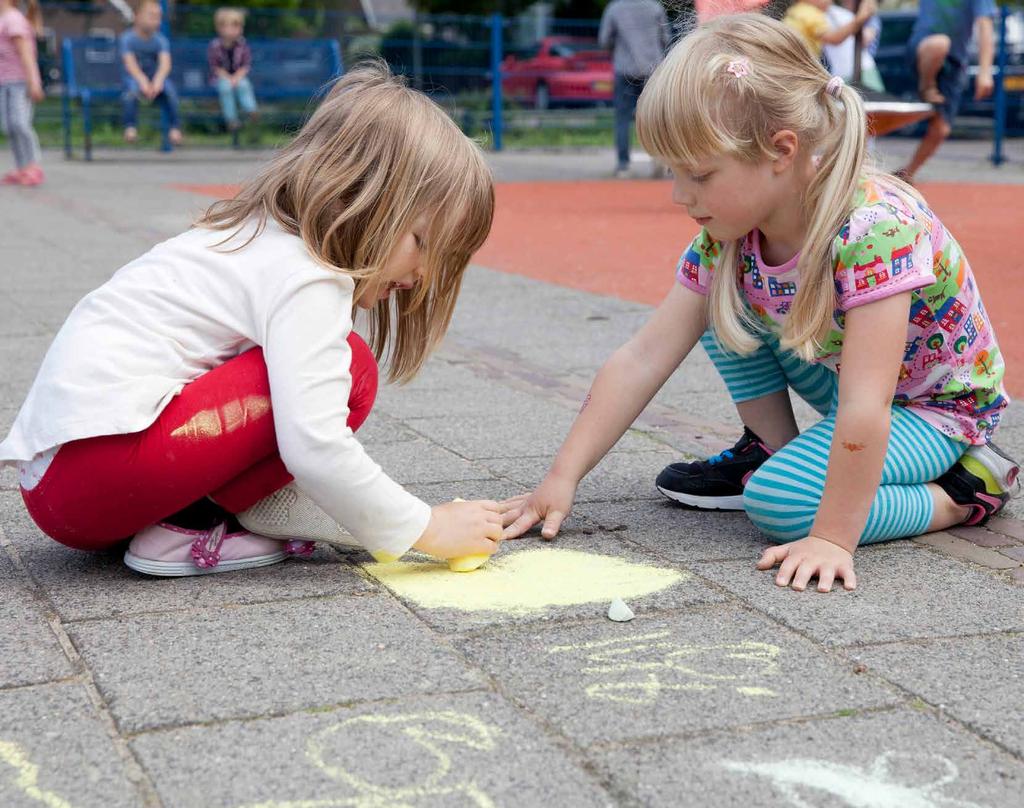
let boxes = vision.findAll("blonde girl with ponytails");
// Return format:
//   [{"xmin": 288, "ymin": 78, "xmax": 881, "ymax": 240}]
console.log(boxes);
[
  {"xmin": 504, "ymin": 14, "xmax": 1016, "ymax": 593},
  {"xmin": 1, "ymin": 64, "xmax": 509, "ymax": 576}
]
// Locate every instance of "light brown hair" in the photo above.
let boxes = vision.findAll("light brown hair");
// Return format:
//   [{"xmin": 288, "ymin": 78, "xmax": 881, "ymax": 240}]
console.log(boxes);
[
  {"xmin": 197, "ymin": 62, "xmax": 495, "ymax": 383},
  {"xmin": 637, "ymin": 13, "xmax": 917, "ymax": 361}
]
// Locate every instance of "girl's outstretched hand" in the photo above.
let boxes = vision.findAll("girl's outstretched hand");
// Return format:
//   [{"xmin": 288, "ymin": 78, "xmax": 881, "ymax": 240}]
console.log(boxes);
[
  {"xmin": 501, "ymin": 473, "xmax": 578, "ymax": 540},
  {"xmin": 414, "ymin": 500, "xmax": 503, "ymax": 560},
  {"xmin": 756, "ymin": 536, "xmax": 857, "ymax": 593}
]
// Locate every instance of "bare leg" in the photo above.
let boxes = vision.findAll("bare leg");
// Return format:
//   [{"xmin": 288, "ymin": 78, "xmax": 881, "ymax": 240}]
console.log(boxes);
[
  {"xmin": 900, "ymin": 113, "xmax": 951, "ymax": 182},
  {"xmin": 916, "ymin": 34, "xmax": 951, "ymax": 103},
  {"xmin": 736, "ymin": 389, "xmax": 800, "ymax": 452},
  {"xmin": 926, "ymin": 482, "xmax": 970, "ymax": 531}
]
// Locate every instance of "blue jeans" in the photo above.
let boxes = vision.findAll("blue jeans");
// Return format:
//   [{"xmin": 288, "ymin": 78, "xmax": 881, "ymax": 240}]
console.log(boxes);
[
  {"xmin": 123, "ymin": 77, "xmax": 180, "ymax": 130},
  {"xmin": 614, "ymin": 74, "xmax": 646, "ymax": 169},
  {"xmin": 216, "ymin": 76, "xmax": 258, "ymax": 125}
]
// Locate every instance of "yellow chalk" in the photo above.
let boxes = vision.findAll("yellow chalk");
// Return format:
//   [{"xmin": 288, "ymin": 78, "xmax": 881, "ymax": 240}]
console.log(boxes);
[
  {"xmin": 445, "ymin": 498, "xmax": 493, "ymax": 573},
  {"xmin": 448, "ymin": 554, "xmax": 490, "ymax": 573}
]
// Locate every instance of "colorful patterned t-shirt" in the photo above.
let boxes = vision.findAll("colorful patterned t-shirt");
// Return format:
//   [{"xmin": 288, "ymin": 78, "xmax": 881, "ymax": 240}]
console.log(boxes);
[{"xmin": 676, "ymin": 176, "xmax": 1008, "ymax": 444}]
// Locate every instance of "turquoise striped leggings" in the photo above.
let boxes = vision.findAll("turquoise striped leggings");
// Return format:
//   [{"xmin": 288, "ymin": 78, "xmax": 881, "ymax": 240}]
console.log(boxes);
[{"xmin": 701, "ymin": 331, "xmax": 965, "ymax": 545}]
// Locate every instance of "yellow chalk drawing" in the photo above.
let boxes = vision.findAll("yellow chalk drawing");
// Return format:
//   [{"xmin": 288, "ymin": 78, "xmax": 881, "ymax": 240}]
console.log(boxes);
[
  {"xmin": 238, "ymin": 711, "xmax": 500, "ymax": 808},
  {"xmin": 362, "ymin": 548, "xmax": 685, "ymax": 614},
  {"xmin": 548, "ymin": 631, "xmax": 780, "ymax": 704},
  {"xmin": 0, "ymin": 740, "xmax": 74, "ymax": 808}
]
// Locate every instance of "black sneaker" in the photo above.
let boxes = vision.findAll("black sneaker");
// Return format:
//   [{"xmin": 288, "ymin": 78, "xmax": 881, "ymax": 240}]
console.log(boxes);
[
  {"xmin": 655, "ymin": 427, "xmax": 773, "ymax": 510},
  {"xmin": 935, "ymin": 442, "xmax": 1020, "ymax": 526}
]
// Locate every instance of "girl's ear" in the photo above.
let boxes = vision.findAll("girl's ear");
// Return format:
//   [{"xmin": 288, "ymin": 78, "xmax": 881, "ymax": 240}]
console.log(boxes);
[{"xmin": 770, "ymin": 129, "xmax": 800, "ymax": 174}]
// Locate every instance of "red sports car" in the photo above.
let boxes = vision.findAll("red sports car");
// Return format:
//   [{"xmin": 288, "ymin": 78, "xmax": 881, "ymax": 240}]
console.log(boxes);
[{"xmin": 501, "ymin": 37, "xmax": 613, "ymax": 109}]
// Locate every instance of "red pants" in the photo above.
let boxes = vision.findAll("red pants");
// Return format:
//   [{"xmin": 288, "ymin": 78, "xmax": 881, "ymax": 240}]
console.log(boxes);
[{"xmin": 21, "ymin": 334, "xmax": 378, "ymax": 551}]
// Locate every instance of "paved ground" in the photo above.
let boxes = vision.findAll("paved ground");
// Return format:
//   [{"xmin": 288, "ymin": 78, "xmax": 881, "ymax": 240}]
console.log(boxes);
[{"xmin": 1, "ymin": 138, "xmax": 1023, "ymax": 807}]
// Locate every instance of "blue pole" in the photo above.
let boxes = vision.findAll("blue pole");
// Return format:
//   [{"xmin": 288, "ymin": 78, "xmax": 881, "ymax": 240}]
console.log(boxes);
[
  {"xmin": 991, "ymin": 5, "xmax": 1008, "ymax": 166},
  {"xmin": 160, "ymin": 0, "xmax": 170, "ymax": 38},
  {"xmin": 490, "ymin": 13, "xmax": 503, "ymax": 151}
]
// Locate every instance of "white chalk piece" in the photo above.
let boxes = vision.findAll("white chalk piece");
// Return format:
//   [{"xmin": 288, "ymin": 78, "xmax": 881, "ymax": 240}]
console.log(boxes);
[{"xmin": 607, "ymin": 598, "xmax": 635, "ymax": 622}]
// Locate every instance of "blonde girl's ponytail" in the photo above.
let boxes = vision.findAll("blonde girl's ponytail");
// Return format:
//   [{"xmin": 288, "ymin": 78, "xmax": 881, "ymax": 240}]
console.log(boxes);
[{"xmin": 783, "ymin": 78, "xmax": 866, "ymax": 361}]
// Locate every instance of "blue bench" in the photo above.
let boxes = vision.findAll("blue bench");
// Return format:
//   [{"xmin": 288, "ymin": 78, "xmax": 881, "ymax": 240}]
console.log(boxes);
[{"xmin": 61, "ymin": 36, "xmax": 343, "ymax": 160}]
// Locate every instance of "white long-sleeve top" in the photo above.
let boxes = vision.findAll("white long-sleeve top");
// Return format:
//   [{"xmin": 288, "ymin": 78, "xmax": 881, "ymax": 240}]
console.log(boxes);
[{"xmin": 0, "ymin": 218, "xmax": 431, "ymax": 558}]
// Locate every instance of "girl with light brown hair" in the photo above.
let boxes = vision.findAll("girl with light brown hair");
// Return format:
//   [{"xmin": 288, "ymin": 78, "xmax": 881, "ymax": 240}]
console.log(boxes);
[
  {"xmin": 0, "ymin": 63, "xmax": 507, "ymax": 576},
  {"xmin": 504, "ymin": 13, "xmax": 1015, "ymax": 594},
  {"xmin": 0, "ymin": 0, "xmax": 44, "ymax": 185}
]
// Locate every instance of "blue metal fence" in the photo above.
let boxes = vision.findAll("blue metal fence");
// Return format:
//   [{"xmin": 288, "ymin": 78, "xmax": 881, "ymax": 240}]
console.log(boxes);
[{"xmin": 37, "ymin": 1, "xmax": 1024, "ymax": 161}]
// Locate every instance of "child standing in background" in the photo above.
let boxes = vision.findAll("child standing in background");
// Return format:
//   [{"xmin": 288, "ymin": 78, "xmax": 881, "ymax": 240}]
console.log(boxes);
[
  {"xmin": 208, "ymin": 7, "xmax": 257, "ymax": 131},
  {"xmin": 0, "ymin": 0, "xmax": 44, "ymax": 186},
  {"xmin": 504, "ymin": 14, "xmax": 1017, "ymax": 594},
  {"xmin": 0, "ymin": 65, "xmax": 506, "ymax": 577},
  {"xmin": 783, "ymin": 0, "xmax": 877, "ymax": 62},
  {"xmin": 120, "ymin": 0, "xmax": 182, "ymax": 145}
]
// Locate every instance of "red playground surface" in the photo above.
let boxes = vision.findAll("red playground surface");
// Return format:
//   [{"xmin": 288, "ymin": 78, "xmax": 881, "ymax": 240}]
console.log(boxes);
[{"xmin": 174, "ymin": 179, "xmax": 1022, "ymax": 396}]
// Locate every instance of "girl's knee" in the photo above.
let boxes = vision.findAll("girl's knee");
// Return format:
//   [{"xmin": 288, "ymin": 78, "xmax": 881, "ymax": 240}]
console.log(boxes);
[{"xmin": 742, "ymin": 469, "xmax": 813, "ymax": 544}]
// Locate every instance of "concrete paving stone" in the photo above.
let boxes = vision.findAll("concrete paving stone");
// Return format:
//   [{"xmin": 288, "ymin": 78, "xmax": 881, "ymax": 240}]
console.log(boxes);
[
  {"xmin": 369, "ymin": 438, "xmax": 496, "ymax": 484},
  {"xmin": 405, "ymin": 478, "xmax": 522, "ymax": 504},
  {"xmin": 0, "ymin": 551, "xmax": 74, "ymax": 688},
  {"xmin": 354, "ymin": 410, "xmax": 422, "ymax": 446},
  {"xmin": 2, "ymin": 490, "xmax": 379, "ymax": 620},
  {"xmin": 916, "ymin": 531, "xmax": 1021, "ymax": 569},
  {"xmin": 986, "ymin": 516, "xmax": 1024, "ymax": 542},
  {"xmin": 375, "ymin": 381, "xmax": 563, "ymax": 422},
  {"xmin": 460, "ymin": 606, "xmax": 897, "ymax": 746},
  {"xmin": 692, "ymin": 543, "xmax": 1024, "ymax": 647},
  {"xmin": 404, "ymin": 410, "xmax": 664, "ymax": 461},
  {"xmin": 485, "ymin": 447, "xmax": 680, "ymax": 503},
  {"xmin": 946, "ymin": 525, "xmax": 1016, "ymax": 548},
  {"xmin": 592, "ymin": 708, "xmax": 1024, "ymax": 808},
  {"xmin": 852, "ymin": 633, "xmax": 1024, "ymax": 757},
  {"xmin": 0, "ymin": 683, "xmax": 140, "ymax": 807},
  {"xmin": 66, "ymin": 595, "xmax": 488, "ymax": 733},
  {"xmin": 999, "ymin": 545, "xmax": 1024, "ymax": 563},
  {"xmin": 131, "ymin": 691, "xmax": 614, "ymax": 808},
  {"xmin": 369, "ymin": 528, "xmax": 726, "ymax": 634},
  {"xmin": 575, "ymin": 498, "xmax": 768, "ymax": 562}
]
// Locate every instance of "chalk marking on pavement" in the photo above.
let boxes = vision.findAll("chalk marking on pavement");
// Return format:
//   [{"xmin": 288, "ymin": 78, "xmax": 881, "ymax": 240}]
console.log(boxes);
[
  {"xmin": 362, "ymin": 548, "xmax": 684, "ymax": 614},
  {"xmin": 721, "ymin": 751, "xmax": 988, "ymax": 808},
  {"xmin": 0, "ymin": 740, "xmax": 74, "ymax": 808},
  {"xmin": 547, "ymin": 633, "xmax": 780, "ymax": 704},
  {"xmin": 237, "ymin": 711, "xmax": 499, "ymax": 808}
]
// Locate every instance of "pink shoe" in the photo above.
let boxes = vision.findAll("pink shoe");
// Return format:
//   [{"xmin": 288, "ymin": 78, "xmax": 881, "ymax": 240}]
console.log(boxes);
[
  {"xmin": 2, "ymin": 168, "xmax": 24, "ymax": 184},
  {"xmin": 16, "ymin": 165, "xmax": 43, "ymax": 186},
  {"xmin": 123, "ymin": 521, "xmax": 314, "ymax": 577}
]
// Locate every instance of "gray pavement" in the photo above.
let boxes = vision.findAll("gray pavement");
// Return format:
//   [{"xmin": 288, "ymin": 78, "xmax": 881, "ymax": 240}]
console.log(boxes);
[{"xmin": 0, "ymin": 142, "xmax": 1022, "ymax": 807}]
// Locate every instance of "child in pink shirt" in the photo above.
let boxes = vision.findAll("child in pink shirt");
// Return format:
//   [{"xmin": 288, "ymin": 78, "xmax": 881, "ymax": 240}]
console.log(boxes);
[{"xmin": 0, "ymin": 0, "xmax": 43, "ymax": 185}]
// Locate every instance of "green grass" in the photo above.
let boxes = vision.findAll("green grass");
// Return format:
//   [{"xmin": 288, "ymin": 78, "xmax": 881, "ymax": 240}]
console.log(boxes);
[{"xmin": 11, "ymin": 97, "xmax": 618, "ymax": 154}]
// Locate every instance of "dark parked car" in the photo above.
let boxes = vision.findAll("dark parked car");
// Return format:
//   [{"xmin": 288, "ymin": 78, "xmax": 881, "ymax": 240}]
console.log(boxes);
[{"xmin": 874, "ymin": 10, "xmax": 1024, "ymax": 131}]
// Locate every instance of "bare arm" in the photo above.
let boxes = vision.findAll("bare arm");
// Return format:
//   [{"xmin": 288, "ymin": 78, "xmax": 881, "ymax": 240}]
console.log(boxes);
[
  {"xmin": 811, "ymin": 293, "xmax": 911, "ymax": 553},
  {"xmin": 122, "ymin": 52, "xmax": 150, "ymax": 87},
  {"xmin": 759, "ymin": 292, "xmax": 911, "ymax": 592},
  {"xmin": 504, "ymin": 282, "xmax": 709, "ymax": 538},
  {"xmin": 13, "ymin": 35, "xmax": 43, "ymax": 101},
  {"xmin": 819, "ymin": 0, "xmax": 877, "ymax": 46},
  {"xmin": 152, "ymin": 51, "xmax": 172, "ymax": 86},
  {"xmin": 974, "ymin": 15, "xmax": 995, "ymax": 100}
]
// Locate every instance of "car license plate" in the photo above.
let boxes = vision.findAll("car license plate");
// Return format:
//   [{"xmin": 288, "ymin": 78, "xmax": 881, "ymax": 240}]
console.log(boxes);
[
  {"xmin": 1005, "ymin": 75, "xmax": 1024, "ymax": 92},
  {"xmin": 593, "ymin": 80, "xmax": 612, "ymax": 92}
]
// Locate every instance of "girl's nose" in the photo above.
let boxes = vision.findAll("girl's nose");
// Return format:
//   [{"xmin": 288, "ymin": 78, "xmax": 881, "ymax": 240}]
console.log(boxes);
[{"xmin": 672, "ymin": 180, "xmax": 695, "ymax": 208}]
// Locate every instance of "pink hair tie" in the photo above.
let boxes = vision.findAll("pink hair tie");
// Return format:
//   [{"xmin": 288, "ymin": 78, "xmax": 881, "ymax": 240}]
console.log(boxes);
[
  {"xmin": 726, "ymin": 58, "xmax": 751, "ymax": 79},
  {"xmin": 825, "ymin": 75, "xmax": 845, "ymax": 98}
]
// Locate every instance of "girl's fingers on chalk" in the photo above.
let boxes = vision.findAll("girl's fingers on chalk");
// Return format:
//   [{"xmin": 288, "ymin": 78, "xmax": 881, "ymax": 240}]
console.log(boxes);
[{"xmin": 501, "ymin": 505, "xmax": 525, "ymax": 528}]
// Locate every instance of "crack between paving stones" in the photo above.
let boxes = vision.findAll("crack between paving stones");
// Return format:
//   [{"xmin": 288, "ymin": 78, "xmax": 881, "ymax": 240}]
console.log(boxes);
[
  {"xmin": 0, "ymin": 528, "xmax": 166, "ymax": 808},
  {"xmin": 120, "ymin": 686, "xmax": 496, "ymax": 739}
]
